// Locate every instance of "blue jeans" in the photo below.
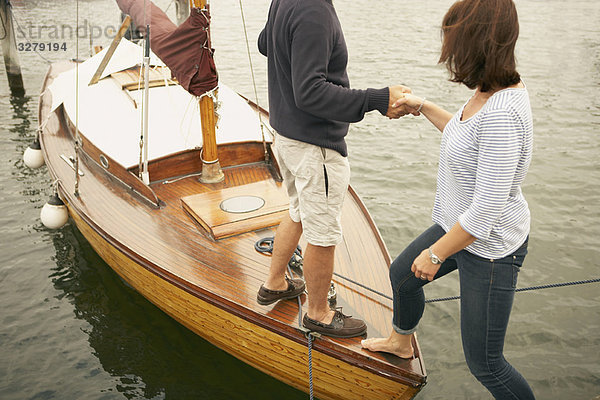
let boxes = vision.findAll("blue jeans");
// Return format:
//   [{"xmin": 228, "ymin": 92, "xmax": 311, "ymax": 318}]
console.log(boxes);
[{"xmin": 390, "ymin": 224, "xmax": 535, "ymax": 399}]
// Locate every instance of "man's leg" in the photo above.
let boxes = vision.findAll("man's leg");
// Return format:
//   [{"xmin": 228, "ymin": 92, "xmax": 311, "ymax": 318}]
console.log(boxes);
[
  {"xmin": 301, "ymin": 241, "xmax": 366, "ymax": 337},
  {"xmin": 303, "ymin": 243, "xmax": 335, "ymax": 323},
  {"xmin": 263, "ymin": 214, "xmax": 303, "ymax": 291},
  {"xmin": 257, "ymin": 133, "xmax": 306, "ymax": 305}
]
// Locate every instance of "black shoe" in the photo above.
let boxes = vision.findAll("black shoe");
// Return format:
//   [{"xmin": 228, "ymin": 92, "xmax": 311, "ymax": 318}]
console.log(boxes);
[
  {"xmin": 303, "ymin": 309, "xmax": 367, "ymax": 338},
  {"xmin": 257, "ymin": 276, "xmax": 305, "ymax": 305}
]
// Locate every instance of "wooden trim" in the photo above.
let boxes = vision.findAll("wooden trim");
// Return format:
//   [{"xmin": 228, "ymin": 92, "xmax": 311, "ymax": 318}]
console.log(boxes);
[
  {"xmin": 111, "ymin": 66, "xmax": 177, "ymax": 90},
  {"xmin": 127, "ymin": 142, "xmax": 273, "ymax": 183},
  {"xmin": 89, "ymin": 16, "xmax": 131, "ymax": 86},
  {"xmin": 347, "ymin": 185, "xmax": 392, "ymax": 266},
  {"xmin": 219, "ymin": 141, "xmax": 271, "ymax": 168}
]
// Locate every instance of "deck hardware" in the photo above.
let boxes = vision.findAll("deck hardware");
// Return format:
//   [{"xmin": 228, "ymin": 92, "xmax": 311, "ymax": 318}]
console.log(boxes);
[
  {"xmin": 220, "ymin": 195, "xmax": 265, "ymax": 214},
  {"xmin": 60, "ymin": 154, "xmax": 84, "ymax": 176},
  {"xmin": 99, "ymin": 154, "xmax": 109, "ymax": 169}
]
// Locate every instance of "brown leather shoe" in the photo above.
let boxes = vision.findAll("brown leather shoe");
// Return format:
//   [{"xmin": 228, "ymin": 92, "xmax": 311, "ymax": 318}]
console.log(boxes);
[
  {"xmin": 257, "ymin": 276, "xmax": 305, "ymax": 305},
  {"xmin": 303, "ymin": 309, "xmax": 367, "ymax": 338}
]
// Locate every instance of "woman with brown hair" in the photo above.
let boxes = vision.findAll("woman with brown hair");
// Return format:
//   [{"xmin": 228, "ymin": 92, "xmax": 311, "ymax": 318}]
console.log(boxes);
[{"xmin": 361, "ymin": 0, "xmax": 536, "ymax": 398}]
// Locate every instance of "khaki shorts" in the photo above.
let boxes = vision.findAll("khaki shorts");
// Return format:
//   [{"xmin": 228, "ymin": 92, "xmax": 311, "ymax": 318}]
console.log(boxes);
[{"xmin": 274, "ymin": 133, "xmax": 350, "ymax": 247}]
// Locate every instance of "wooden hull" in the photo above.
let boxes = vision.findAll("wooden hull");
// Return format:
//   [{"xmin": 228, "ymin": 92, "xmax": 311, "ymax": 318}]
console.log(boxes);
[
  {"xmin": 68, "ymin": 207, "xmax": 420, "ymax": 400},
  {"xmin": 39, "ymin": 61, "xmax": 426, "ymax": 400}
]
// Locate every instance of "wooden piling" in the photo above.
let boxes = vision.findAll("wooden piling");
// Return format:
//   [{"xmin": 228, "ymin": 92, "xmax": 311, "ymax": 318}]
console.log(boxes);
[{"xmin": 0, "ymin": 0, "xmax": 25, "ymax": 96}]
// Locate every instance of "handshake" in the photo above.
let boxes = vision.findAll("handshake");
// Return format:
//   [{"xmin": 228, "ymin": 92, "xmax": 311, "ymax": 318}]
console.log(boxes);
[{"xmin": 386, "ymin": 85, "xmax": 424, "ymax": 119}]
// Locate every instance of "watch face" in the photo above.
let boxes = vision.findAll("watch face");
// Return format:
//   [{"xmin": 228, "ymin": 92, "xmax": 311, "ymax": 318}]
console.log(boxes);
[{"xmin": 429, "ymin": 247, "xmax": 441, "ymax": 264}]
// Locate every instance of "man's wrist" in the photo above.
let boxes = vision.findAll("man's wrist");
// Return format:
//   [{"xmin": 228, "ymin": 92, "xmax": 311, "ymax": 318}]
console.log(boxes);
[{"xmin": 368, "ymin": 87, "xmax": 391, "ymax": 116}]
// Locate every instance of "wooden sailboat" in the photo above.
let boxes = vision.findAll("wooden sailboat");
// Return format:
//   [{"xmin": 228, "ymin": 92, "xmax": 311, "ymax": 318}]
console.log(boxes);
[{"xmin": 35, "ymin": 1, "xmax": 427, "ymax": 398}]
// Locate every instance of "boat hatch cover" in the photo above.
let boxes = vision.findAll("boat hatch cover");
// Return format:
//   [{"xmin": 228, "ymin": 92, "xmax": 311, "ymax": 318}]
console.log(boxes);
[{"xmin": 181, "ymin": 180, "xmax": 288, "ymax": 239}]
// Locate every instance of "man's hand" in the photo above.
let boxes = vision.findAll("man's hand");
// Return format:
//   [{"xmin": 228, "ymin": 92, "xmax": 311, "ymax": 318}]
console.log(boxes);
[{"xmin": 386, "ymin": 85, "xmax": 415, "ymax": 119}]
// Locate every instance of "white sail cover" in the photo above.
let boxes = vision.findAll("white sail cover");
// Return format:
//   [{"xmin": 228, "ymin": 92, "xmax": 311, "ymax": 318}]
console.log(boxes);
[{"xmin": 47, "ymin": 39, "xmax": 269, "ymax": 169}]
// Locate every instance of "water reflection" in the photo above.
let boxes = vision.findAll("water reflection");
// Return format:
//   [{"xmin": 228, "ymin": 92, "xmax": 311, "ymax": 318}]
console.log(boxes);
[
  {"xmin": 8, "ymin": 94, "xmax": 32, "ymax": 123},
  {"xmin": 6, "ymin": 94, "xmax": 51, "ymax": 205},
  {"xmin": 49, "ymin": 225, "xmax": 306, "ymax": 400}
]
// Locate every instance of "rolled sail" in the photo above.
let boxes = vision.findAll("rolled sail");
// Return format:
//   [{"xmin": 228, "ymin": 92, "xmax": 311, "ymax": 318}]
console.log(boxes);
[{"xmin": 116, "ymin": 0, "xmax": 218, "ymax": 96}]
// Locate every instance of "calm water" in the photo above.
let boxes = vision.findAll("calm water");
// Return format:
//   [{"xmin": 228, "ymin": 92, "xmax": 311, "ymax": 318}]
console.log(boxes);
[{"xmin": 1, "ymin": 1, "xmax": 599, "ymax": 399}]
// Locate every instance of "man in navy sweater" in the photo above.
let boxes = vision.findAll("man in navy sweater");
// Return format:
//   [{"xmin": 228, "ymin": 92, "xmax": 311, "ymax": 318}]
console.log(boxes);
[{"xmin": 256, "ymin": 0, "xmax": 412, "ymax": 337}]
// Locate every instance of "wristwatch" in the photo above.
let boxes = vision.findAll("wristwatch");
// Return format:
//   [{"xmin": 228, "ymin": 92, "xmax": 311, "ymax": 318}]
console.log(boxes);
[{"xmin": 428, "ymin": 247, "xmax": 444, "ymax": 265}]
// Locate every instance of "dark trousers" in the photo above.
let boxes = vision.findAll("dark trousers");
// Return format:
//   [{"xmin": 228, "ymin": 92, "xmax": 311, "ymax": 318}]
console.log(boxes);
[{"xmin": 390, "ymin": 224, "xmax": 535, "ymax": 399}]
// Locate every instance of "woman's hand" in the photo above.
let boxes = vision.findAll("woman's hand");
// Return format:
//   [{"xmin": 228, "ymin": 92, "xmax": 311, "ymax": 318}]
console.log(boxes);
[
  {"xmin": 393, "ymin": 95, "xmax": 454, "ymax": 133},
  {"xmin": 411, "ymin": 248, "xmax": 441, "ymax": 281},
  {"xmin": 392, "ymin": 93, "xmax": 424, "ymax": 116}
]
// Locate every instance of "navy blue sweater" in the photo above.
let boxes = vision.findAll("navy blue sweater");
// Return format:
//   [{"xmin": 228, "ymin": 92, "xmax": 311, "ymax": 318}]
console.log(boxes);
[{"xmin": 258, "ymin": 0, "xmax": 390, "ymax": 157}]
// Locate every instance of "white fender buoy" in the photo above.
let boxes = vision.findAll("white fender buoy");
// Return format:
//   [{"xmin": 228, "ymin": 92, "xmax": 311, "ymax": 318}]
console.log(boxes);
[
  {"xmin": 23, "ymin": 139, "xmax": 45, "ymax": 169},
  {"xmin": 41, "ymin": 193, "xmax": 69, "ymax": 229}
]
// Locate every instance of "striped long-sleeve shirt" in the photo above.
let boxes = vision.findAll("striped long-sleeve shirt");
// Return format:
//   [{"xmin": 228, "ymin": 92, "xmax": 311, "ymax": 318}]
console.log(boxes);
[{"xmin": 432, "ymin": 87, "xmax": 533, "ymax": 259}]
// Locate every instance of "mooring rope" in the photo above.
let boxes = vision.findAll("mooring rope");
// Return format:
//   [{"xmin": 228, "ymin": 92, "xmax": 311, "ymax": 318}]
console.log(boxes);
[
  {"xmin": 425, "ymin": 278, "xmax": 600, "ymax": 303},
  {"xmin": 287, "ymin": 260, "xmax": 314, "ymax": 400},
  {"xmin": 306, "ymin": 332, "xmax": 315, "ymax": 400},
  {"xmin": 331, "ymin": 270, "xmax": 392, "ymax": 300},
  {"xmin": 333, "ymin": 270, "xmax": 600, "ymax": 303},
  {"xmin": 254, "ymin": 237, "xmax": 600, "ymax": 305}
]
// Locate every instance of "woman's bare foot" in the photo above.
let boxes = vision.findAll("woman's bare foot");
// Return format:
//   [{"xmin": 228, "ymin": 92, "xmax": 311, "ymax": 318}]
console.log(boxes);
[{"xmin": 361, "ymin": 331, "xmax": 414, "ymax": 359}]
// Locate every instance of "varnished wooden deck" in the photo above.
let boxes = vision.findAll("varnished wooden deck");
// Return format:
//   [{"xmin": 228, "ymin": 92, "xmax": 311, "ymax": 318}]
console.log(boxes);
[{"xmin": 38, "ymin": 61, "xmax": 426, "ymax": 400}]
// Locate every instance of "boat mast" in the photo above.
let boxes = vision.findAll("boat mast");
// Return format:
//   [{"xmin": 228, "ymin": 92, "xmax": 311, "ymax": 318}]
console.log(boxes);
[{"xmin": 191, "ymin": 0, "xmax": 224, "ymax": 183}]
